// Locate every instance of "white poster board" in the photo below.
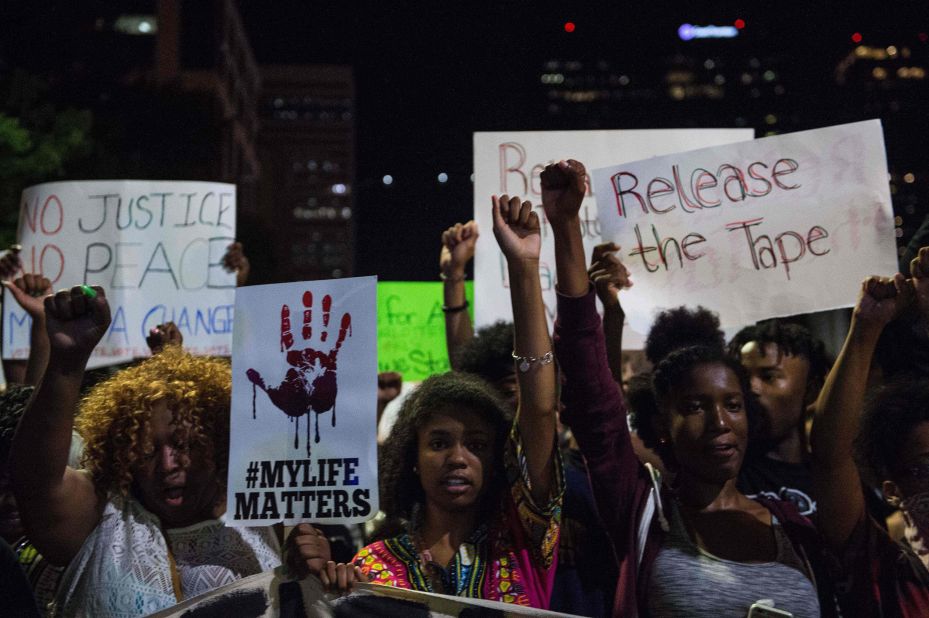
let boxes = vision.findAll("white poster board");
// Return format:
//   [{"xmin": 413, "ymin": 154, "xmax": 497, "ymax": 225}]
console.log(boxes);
[
  {"xmin": 227, "ymin": 277, "xmax": 378, "ymax": 526},
  {"xmin": 2, "ymin": 181, "xmax": 236, "ymax": 367},
  {"xmin": 591, "ymin": 120, "xmax": 898, "ymax": 335},
  {"xmin": 473, "ymin": 129, "xmax": 753, "ymax": 348}
]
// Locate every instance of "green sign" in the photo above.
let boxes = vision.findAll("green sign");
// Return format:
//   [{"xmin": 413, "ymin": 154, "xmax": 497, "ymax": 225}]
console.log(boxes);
[{"xmin": 377, "ymin": 281, "xmax": 474, "ymax": 382}]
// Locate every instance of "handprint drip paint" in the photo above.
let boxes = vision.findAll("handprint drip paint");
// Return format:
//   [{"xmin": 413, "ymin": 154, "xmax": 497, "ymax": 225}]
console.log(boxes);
[{"xmin": 247, "ymin": 292, "xmax": 352, "ymax": 455}]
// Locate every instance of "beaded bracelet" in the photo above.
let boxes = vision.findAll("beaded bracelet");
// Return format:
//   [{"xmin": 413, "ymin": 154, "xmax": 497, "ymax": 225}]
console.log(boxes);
[{"xmin": 511, "ymin": 350, "xmax": 554, "ymax": 373}]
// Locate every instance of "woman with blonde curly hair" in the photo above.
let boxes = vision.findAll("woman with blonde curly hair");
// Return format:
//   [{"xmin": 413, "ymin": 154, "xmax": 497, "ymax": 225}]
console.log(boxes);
[{"xmin": 10, "ymin": 287, "xmax": 280, "ymax": 617}]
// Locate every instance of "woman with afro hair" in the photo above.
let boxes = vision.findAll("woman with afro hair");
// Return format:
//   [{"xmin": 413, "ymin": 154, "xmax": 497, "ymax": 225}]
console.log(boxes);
[{"xmin": 9, "ymin": 287, "xmax": 280, "ymax": 617}]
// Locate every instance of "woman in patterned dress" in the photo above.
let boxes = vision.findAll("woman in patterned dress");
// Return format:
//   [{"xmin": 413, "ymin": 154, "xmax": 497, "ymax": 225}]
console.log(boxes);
[
  {"xmin": 346, "ymin": 195, "xmax": 564, "ymax": 608},
  {"xmin": 9, "ymin": 287, "xmax": 280, "ymax": 617}
]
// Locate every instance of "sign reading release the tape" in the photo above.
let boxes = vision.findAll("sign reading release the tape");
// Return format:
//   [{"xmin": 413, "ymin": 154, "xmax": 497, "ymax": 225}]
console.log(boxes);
[
  {"xmin": 227, "ymin": 277, "xmax": 378, "ymax": 526},
  {"xmin": 591, "ymin": 119, "xmax": 898, "ymax": 334},
  {"xmin": 2, "ymin": 180, "xmax": 237, "ymax": 367},
  {"xmin": 473, "ymin": 129, "xmax": 753, "ymax": 349}
]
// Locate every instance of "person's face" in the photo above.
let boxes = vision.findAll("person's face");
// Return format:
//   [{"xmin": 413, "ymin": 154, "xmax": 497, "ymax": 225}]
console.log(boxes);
[
  {"xmin": 132, "ymin": 400, "xmax": 220, "ymax": 527},
  {"xmin": 416, "ymin": 407, "xmax": 496, "ymax": 515},
  {"xmin": 664, "ymin": 363, "xmax": 749, "ymax": 484},
  {"xmin": 886, "ymin": 421, "xmax": 929, "ymax": 502},
  {"xmin": 0, "ymin": 461, "xmax": 23, "ymax": 544},
  {"xmin": 739, "ymin": 341, "xmax": 811, "ymax": 443}
]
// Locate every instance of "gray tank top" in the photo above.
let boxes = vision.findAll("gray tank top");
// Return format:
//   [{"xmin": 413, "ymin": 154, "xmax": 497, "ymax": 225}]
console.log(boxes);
[{"xmin": 647, "ymin": 500, "xmax": 821, "ymax": 618}]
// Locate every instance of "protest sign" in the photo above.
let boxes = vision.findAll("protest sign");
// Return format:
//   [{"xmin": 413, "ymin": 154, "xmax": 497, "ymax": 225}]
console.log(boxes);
[
  {"xmin": 2, "ymin": 181, "xmax": 237, "ymax": 367},
  {"xmin": 473, "ymin": 129, "xmax": 753, "ymax": 348},
  {"xmin": 591, "ymin": 119, "xmax": 898, "ymax": 335},
  {"xmin": 227, "ymin": 277, "xmax": 378, "ymax": 526},
  {"xmin": 377, "ymin": 280, "xmax": 473, "ymax": 381}
]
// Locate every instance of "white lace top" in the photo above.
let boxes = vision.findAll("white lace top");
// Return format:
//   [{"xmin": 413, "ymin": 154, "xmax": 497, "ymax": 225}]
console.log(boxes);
[{"xmin": 51, "ymin": 494, "xmax": 281, "ymax": 618}]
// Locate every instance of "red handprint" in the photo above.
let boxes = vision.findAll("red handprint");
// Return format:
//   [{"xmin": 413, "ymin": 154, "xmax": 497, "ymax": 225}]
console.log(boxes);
[{"xmin": 246, "ymin": 291, "xmax": 352, "ymax": 455}]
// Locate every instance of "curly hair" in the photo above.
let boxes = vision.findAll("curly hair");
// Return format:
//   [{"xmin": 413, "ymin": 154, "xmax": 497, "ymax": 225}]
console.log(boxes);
[
  {"xmin": 855, "ymin": 375, "xmax": 929, "ymax": 484},
  {"xmin": 454, "ymin": 321, "xmax": 514, "ymax": 384},
  {"xmin": 646, "ymin": 345, "xmax": 765, "ymax": 465},
  {"xmin": 0, "ymin": 385, "xmax": 35, "ymax": 463},
  {"xmin": 644, "ymin": 306, "xmax": 725, "ymax": 366},
  {"xmin": 75, "ymin": 346, "xmax": 231, "ymax": 497},
  {"xmin": 728, "ymin": 319, "xmax": 831, "ymax": 400},
  {"xmin": 379, "ymin": 372, "xmax": 512, "ymax": 522}
]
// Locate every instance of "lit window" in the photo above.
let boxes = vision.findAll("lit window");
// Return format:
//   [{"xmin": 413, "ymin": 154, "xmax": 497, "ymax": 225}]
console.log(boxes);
[{"xmin": 113, "ymin": 15, "xmax": 158, "ymax": 35}]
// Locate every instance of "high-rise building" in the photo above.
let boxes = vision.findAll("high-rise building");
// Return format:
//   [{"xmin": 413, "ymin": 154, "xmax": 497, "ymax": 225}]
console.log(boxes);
[{"xmin": 257, "ymin": 65, "xmax": 355, "ymax": 282}]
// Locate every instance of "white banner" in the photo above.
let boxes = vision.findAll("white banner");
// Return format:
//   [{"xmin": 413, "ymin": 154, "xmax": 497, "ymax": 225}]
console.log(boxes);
[
  {"xmin": 473, "ymin": 129, "xmax": 753, "ymax": 348},
  {"xmin": 227, "ymin": 277, "xmax": 378, "ymax": 526},
  {"xmin": 591, "ymin": 119, "xmax": 898, "ymax": 334},
  {"xmin": 2, "ymin": 180, "xmax": 236, "ymax": 367}
]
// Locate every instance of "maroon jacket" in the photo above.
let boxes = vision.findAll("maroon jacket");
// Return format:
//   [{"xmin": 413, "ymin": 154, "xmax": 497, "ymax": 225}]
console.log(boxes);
[{"xmin": 553, "ymin": 288, "xmax": 839, "ymax": 618}]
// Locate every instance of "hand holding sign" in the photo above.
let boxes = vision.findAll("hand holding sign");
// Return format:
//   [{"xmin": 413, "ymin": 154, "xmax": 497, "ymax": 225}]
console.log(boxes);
[
  {"xmin": 44, "ymin": 286, "xmax": 111, "ymax": 368},
  {"xmin": 246, "ymin": 291, "xmax": 352, "ymax": 455},
  {"xmin": 588, "ymin": 242, "xmax": 633, "ymax": 309},
  {"xmin": 0, "ymin": 246, "xmax": 23, "ymax": 281},
  {"xmin": 541, "ymin": 159, "xmax": 587, "ymax": 224},
  {"xmin": 222, "ymin": 241, "xmax": 250, "ymax": 287},
  {"xmin": 3, "ymin": 274, "xmax": 52, "ymax": 320}
]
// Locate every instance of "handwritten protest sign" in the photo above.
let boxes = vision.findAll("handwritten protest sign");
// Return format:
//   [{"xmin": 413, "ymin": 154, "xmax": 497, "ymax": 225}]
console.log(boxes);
[
  {"xmin": 377, "ymin": 281, "xmax": 473, "ymax": 381},
  {"xmin": 227, "ymin": 277, "xmax": 378, "ymax": 526},
  {"xmin": 2, "ymin": 181, "xmax": 237, "ymax": 367},
  {"xmin": 473, "ymin": 129, "xmax": 753, "ymax": 348},
  {"xmin": 591, "ymin": 119, "xmax": 898, "ymax": 335}
]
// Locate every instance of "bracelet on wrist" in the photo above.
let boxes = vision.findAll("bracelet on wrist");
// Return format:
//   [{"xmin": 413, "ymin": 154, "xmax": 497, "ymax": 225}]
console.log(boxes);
[
  {"xmin": 442, "ymin": 300, "xmax": 469, "ymax": 314},
  {"xmin": 511, "ymin": 349, "xmax": 554, "ymax": 373},
  {"xmin": 439, "ymin": 271, "xmax": 466, "ymax": 282}
]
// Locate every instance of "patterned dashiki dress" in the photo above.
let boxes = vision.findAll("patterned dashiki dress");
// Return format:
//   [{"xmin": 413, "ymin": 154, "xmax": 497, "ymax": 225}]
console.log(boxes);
[{"xmin": 354, "ymin": 423, "xmax": 564, "ymax": 608}]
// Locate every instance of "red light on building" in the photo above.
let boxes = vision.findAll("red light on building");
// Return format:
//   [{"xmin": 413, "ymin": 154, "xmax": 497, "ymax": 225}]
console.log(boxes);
[
  {"xmin": 564, "ymin": 21, "xmax": 576, "ymax": 33},
  {"xmin": 920, "ymin": 32, "xmax": 928, "ymax": 43},
  {"xmin": 734, "ymin": 18, "xmax": 745, "ymax": 30},
  {"xmin": 851, "ymin": 32, "xmax": 863, "ymax": 43}
]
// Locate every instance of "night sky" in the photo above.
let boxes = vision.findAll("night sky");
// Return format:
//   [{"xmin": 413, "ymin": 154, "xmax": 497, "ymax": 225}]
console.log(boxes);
[
  {"xmin": 2, "ymin": 2, "xmax": 928, "ymax": 280},
  {"xmin": 237, "ymin": 2, "xmax": 929, "ymax": 280}
]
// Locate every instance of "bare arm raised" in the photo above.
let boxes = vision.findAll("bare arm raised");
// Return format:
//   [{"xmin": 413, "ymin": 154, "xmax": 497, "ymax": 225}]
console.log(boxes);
[
  {"xmin": 440, "ymin": 221, "xmax": 478, "ymax": 368},
  {"xmin": 588, "ymin": 242, "xmax": 633, "ymax": 384},
  {"xmin": 3, "ymin": 273, "xmax": 53, "ymax": 385},
  {"xmin": 541, "ymin": 160, "xmax": 589, "ymax": 296},
  {"xmin": 811, "ymin": 272, "xmax": 912, "ymax": 550},
  {"xmin": 9, "ymin": 286, "xmax": 111, "ymax": 565},
  {"xmin": 492, "ymin": 195, "xmax": 558, "ymax": 504}
]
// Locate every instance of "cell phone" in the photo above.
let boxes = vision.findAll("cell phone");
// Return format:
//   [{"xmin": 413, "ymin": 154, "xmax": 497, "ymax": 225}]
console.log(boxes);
[{"xmin": 747, "ymin": 602, "xmax": 793, "ymax": 618}]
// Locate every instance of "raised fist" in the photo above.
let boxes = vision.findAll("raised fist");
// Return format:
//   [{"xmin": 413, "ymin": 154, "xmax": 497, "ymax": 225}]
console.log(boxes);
[
  {"xmin": 246, "ymin": 291, "xmax": 352, "ymax": 455},
  {"xmin": 540, "ymin": 159, "xmax": 587, "ymax": 224},
  {"xmin": 223, "ymin": 241, "xmax": 251, "ymax": 287},
  {"xmin": 146, "ymin": 321, "xmax": 183, "ymax": 354},
  {"xmin": 43, "ymin": 286, "xmax": 111, "ymax": 365},
  {"xmin": 440, "ymin": 221, "xmax": 479, "ymax": 278},
  {"xmin": 491, "ymin": 194, "xmax": 542, "ymax": 262}
]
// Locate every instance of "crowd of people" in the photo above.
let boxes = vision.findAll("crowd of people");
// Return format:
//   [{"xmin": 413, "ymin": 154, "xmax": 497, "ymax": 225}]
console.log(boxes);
[{"xmin": 0, "ymin": 160, "xmax": 927, "ymax": 617}]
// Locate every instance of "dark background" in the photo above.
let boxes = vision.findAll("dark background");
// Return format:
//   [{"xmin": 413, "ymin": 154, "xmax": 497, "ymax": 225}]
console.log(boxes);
[{"xmin": 1, "ymin": 1, "xmax": 928, "ymax": 281}]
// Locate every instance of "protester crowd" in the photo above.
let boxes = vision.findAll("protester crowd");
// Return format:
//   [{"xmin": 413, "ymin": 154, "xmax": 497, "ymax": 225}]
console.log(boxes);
[{"xmin": 0, "ymin": 159, "xmax": 927, "ymax": 617}]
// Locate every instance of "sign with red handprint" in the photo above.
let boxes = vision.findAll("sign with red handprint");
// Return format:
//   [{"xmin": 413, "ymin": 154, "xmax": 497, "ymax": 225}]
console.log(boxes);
[{"xmin": 227, "ymin": 277, "xmax": 378, "ymax": 526}]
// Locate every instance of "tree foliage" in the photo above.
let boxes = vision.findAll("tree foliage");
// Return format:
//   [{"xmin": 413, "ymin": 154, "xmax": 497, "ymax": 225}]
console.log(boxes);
[{"xmin": 0, "ymin": 69, "xmax": 93, "ymax": 247}]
